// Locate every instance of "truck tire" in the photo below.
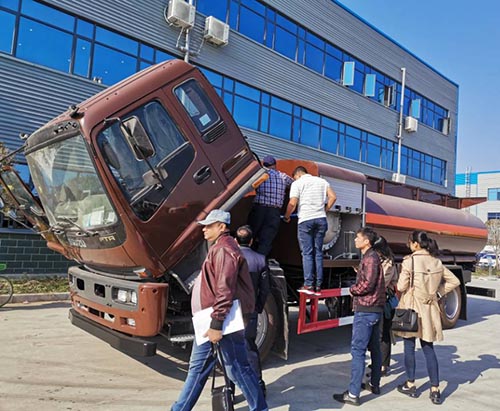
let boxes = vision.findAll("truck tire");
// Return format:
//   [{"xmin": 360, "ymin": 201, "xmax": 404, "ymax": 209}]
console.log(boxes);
[
  {"xmin": 256, "ymin": 294, "xmax": 279, "ymax": 361},
  {"xmin": 440, "ymin": 287, "xmax": 462, "ymax": 329}
]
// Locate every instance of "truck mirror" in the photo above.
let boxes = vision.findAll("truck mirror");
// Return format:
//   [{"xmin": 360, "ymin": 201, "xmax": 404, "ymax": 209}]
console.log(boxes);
[{"xmin": 120, "ymin": 116, "xmax": 155, "ymax": 160}]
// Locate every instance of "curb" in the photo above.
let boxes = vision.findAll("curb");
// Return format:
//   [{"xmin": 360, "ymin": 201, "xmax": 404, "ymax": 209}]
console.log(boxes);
[{"xmin": 11, "ymin": 292, "xmax": 70, "ymax": 303}]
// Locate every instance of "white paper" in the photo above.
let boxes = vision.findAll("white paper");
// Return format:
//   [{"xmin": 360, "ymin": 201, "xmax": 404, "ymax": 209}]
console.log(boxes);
[{"xmin": 192, "ymin": 299, "xmax": 244, "ymax": 346}]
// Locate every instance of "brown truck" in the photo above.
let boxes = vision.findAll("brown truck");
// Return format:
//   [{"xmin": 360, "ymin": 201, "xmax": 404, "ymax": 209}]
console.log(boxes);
[{"xmin": 0, "ymin": 60, "xmax": 489, "ymax": 360}]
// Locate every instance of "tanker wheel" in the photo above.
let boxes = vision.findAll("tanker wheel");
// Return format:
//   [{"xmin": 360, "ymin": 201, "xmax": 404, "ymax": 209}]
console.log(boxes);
[
  {"xmin": 440, "ymin": 287, "xmax": 462, "ymax": 329},
  {"xmin": 256, "ymin": 294, "xmax": 279, "ymax": 362}
]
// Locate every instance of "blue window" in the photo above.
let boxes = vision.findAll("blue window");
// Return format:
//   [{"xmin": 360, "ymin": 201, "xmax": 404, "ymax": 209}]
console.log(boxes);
[
  {"xmin": 325, "ymin": 53, "xmax": 342, "ymax": 82},
  {"xmin": 366, "ymin": 135, "xmax": 381, "ymax": 166},
  {"xmin": 304, "ymin": 43, "xmax": 324, "ymax": 74},
  {"xmin": 487, "ymin": 212, "xmax": 500, "ymax": 220},
  {"xmin": 202, "ymin": 69, "xmax": 223, "ymax": 89},
  {"xmin": 239, "ymin": 5, "xmax": 265, "ymax": 43},
  {"xmin": 76, "ymin": 19, "xmax": 93, "ymax": 38},
  {"xmin": 196, "ymin": 0, "xmax": 228, "ymax": 22},
  {"xmin": 95, "ymin": 27, "xmax": 138, "ymax": 55},
  {"xmin": 17, "ymin": 18, "xmax": 73, "ymax": 72},
  {"xmin": 235, "ymin": 82, "xmax": 260, "ymax": 101},
  {"xmin": 140, "ymin": 44, "xmax": 154, "ymax": 62},
  {"xmin": 488, "ymin": 188, "xmax": 500, "ymax": 201},
  {"xmin": 320, "ymin": 127, "xmax": 338, "ymax": 154},
  {"xmin": 21, "ymin": 0, "xmax": 74, "ymax": 31},
  {"xmin": 0, "ymin": 0, "xmax": 19, "ymax": 11},
  {"xmin": 73, "ymin": 38, "xmax": 91, "ymax": 77},
  {"xmin": 300, "ymin": 117, "xmax": 320, "ymax": 148},
  {"xmin": 155, "ymin": 50, "xmax": 174, "ymax": 63},
  {"xmin": 364, "ymin": 74, "xmax": 376, "ymax": 97},
  {"xmin": 269, "ymin": 109, "xmax": 291, "ymax": 140},
  {"xmin": 92, "ymin": 44, "xmax": 137, "ymax": 85},
  {"xmin": 0, "ymin": 10, "xmax": 15, "ymax": 53},
  {"xmin": 274, "ymin": 26, "xmax": 297, "ymax": 60},
  {"xmin": 342, "ymin": 62, "xmax": 355, "ymax": 86},
  {"xmin": 233, "ymin": 96, "xmax": 259, "ymax": 129}
]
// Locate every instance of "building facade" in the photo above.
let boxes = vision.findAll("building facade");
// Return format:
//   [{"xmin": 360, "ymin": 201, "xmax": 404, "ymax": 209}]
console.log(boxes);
[
  {"xmin": 0, "ymin": 0, "xmax": 459, "ymax": 272},
  {"xmin": 456, "ymin": 171, "xmax": 500, "ymax": 222}
]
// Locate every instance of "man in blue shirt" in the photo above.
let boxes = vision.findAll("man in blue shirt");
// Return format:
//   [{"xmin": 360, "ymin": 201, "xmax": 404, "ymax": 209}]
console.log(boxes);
[{"xmin": 248, "ymin": 155, "xmax": 293, "ymax": 256}]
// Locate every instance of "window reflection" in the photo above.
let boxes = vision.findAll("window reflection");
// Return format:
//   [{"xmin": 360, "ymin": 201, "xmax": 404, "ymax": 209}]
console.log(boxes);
[
  {"xmin": 17, "ymin": 17, "xmax": 72, "ymax": 72},
  {"xmin": 92, "ymin": 44, "xmax": 137, "ymax": 85},
  {"xmin": 0, "ymin": 10, "xmax": 15, "ymax": 53}
]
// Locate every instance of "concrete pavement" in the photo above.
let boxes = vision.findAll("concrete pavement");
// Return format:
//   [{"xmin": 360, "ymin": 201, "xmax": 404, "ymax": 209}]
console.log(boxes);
[{"xmin": 0, "ymin": 278, "xmax": 499, "ymax": 410}]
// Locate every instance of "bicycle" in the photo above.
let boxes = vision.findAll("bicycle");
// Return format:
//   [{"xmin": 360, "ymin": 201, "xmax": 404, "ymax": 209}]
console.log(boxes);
[{"xmin": 0, "ymin": 263, "xmax": 13, "ymax": 308}]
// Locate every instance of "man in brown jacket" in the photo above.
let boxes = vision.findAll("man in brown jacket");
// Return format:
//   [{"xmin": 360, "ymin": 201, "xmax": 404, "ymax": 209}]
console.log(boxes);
[
  {"xmin": 333, "ymin": 227, "xmax": 386, "ymax": 406},
  {"xmin": 171, "ymin": 209, "xmax": 268, "ymax": 411}
]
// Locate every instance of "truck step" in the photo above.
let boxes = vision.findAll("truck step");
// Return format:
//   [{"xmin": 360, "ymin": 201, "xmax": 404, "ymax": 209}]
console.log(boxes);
[{"xmin": 169, "ymin": 334, "xmax": 195, "ymax": 343}]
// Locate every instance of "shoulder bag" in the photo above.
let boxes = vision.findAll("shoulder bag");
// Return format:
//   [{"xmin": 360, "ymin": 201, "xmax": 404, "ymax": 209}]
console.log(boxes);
[
  {"xmin": 211, "ymin": 343, "xmax": 235, "ymax": 411},
  {"xmin": 392, "ymin": 257, "xmax": 418, "ymax": 332}
]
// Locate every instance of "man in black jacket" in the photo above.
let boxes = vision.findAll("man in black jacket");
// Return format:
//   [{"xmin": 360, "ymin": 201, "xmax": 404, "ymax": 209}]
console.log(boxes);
[
  {"xmin": 333, "ymin": 227, "xmax": 386, "ymax": 406},
  {"xmin": 236, "ymin": 225, "xmax": 270, "ymax": 396}
]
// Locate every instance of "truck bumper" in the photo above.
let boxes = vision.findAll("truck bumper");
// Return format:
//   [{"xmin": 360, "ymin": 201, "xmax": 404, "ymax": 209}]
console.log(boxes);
[
  {"xmin": 68, "ymin": 265, "xmax": 168, "ymax": 337},
  {"xmin": 69, "ymin": 309, "xmax": 156, "ymax": 356}
]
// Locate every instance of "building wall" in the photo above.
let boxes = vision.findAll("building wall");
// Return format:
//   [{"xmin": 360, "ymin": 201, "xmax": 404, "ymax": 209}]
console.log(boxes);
[
  {"xmin": 0, "ymin": 230, "xmax": 74, "ymax": 275},
  {"xmin": 0, "ymin": 0, "xmax": 460, "ymax": 272}
]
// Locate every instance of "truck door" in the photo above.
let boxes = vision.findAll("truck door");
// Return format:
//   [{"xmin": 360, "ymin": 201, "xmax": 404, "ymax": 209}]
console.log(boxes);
[
  {"xmin": 168, "ymin": 74, "xmax": 255, "ymax": 186},
  {"xmin": 95, "ymin": 90, "xmax": 225, "ymax": 259}
]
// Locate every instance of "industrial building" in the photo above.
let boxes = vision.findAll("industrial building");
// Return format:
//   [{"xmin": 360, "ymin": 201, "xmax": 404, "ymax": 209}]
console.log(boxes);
[
  {"xmin": 456, "ymin": 170, "xmax": 500, "ymax": 222},
  {"xmin": 0, "ymin": 0, "xmax": 459, "ymax": 272}
]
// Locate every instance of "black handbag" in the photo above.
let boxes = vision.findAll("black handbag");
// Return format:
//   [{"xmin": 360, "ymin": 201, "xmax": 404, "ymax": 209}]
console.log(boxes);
[
  {"xmin": 392, "ymin": 308, "xmax": 418, "ymax": 332},
  {"xmin": 392, "ymin": 257, "xmax": 419, "ymax": 332},
  {"xmin": 211, "ymin": 343, "xmax": 234, "ymax": 411}
]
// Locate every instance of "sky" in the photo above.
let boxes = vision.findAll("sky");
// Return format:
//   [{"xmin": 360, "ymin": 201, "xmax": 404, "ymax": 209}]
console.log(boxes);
[{"xmin": 338, "ymin": 0, "xmax": 500, "ymax": 174}]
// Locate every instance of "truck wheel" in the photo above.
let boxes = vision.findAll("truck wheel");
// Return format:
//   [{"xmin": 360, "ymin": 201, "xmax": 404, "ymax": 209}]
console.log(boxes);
[
  {"xmin": 440, "ymin": 287, "xmax": 461, "ymax": 329},
  {"xmin": 256, "ymin": 294, "xmax": 279, "ymax": 361}
]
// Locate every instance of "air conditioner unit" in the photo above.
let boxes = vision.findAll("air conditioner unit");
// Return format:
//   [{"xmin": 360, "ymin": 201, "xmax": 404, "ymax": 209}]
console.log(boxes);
[
  {"xmin": 404, "ymin": 116, "xmax": 418, "ymax": 132},
  {"xmin": 392, "ymin": 173, "xmax": 406, "ymax": 184},
  {"xmin": 204, "ymin": 16, "xmax": 229, "ymax": 46},
  {"xmin": 165, "ymin": 0, "xmax": 195, "ymax": 29}
]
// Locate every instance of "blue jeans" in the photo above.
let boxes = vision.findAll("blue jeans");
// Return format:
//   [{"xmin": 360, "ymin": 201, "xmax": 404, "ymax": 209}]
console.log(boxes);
[
  {"xmin": 297, "ymin": 217, "xmax": 327, "ymax": 287},
  {"xmin": 171, "ymin": 330, "xmax": 268, "ymax": 411},
  {"xmin": 403, "ymin": 337, "xmax": 439, "ymax": 387},
  {"xmin": 349, "ymin": 312, "xmax": 382, "ymax": 397},
  {"xmin": 245, "ymin": 312, "xmax": 263, "ymax": 381}
]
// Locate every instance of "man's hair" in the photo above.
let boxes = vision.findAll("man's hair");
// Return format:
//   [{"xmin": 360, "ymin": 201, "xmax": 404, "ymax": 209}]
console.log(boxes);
[
  {"xmin": 236, "ymin": 225, "xmax": 253, "ymax": 246},
  {"xmin": 292, "ymin": 166, "xmax": 308, "ymax": 177},
  {"xmin": 356, "ymin": 227, "xmax": 379, "ymax": 246}
]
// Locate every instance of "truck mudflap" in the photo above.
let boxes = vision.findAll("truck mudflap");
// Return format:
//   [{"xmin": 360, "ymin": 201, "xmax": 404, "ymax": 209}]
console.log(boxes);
[
  {"xmin": 466, "ymin": 286, "xmax": 496, "ymax": 298},
  {"xmin": 69, "ymin": 309, "xmax": 156, "ymax": 356}
]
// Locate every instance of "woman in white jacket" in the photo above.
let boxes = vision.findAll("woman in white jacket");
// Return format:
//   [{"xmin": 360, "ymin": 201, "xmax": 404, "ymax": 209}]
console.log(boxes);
[{"xmin": 395, "ymin": 230, "xmax": 460, "ymax": 405}]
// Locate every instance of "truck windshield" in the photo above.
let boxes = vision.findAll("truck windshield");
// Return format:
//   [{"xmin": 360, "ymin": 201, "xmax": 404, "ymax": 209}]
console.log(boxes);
[{"xmin": 26, "ymin": 134, "xmax": 118, "ymax": 229}]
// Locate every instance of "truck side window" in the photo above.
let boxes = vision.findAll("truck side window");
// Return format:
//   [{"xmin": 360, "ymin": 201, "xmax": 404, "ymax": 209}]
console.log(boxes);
[
  {"xmin": 174, "ymin": 79, "xmax": 220, "ymax": 133},
  {"xmin": 97, "ymin": 101, "xmax": 194, "ymax": 220}
]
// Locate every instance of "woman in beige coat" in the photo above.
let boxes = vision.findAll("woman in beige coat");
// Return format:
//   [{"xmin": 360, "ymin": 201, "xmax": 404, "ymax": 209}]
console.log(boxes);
[{"xmin": 395, "ymin": 231, "xmax": 460, "ymax": 405}]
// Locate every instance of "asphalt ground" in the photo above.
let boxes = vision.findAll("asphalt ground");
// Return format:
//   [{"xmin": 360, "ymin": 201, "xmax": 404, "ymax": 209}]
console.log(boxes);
[{"xmin": 0, "ymin": 277, "xmax": 499, "ymax": 411}]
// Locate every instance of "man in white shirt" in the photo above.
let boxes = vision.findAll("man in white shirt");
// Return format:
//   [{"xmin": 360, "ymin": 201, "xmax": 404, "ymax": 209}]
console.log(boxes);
[{"xmin": 283, "ymin": 166, "xmax": 336, "ymax": 295}]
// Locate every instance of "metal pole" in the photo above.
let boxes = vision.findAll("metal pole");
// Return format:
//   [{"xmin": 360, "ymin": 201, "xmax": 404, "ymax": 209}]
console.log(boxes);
[
  {"xmin": 396, "ymin": 67, "xmax": 406, "ymax": 178},
  {"xmin": 184, "ymin": 0, "xmax": 194, "ymax": 62}
]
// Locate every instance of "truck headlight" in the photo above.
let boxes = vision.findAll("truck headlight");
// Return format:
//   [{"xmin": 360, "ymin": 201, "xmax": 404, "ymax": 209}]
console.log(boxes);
[
  {"xmin": 130, "ymin": 291, "xmax": 138, "ymax": 305},
  {"xmin": 113, "ymin": 288, "xmax": 138, "ymax": 305},
  {"xmin": 117, "ymin": 289, "xmax": 128, "ymax": 303}
]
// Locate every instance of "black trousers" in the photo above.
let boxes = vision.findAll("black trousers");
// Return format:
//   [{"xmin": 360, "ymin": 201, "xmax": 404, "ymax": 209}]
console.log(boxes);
[{"xmin": 248, "ymin": 205, "xmax": 281, "ymax": 256}]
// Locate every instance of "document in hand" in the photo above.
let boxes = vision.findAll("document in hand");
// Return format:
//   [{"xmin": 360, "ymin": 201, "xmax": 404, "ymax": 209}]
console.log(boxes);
[{"xmin": 192, "ymin": 299, "xmax": 245, "ymax": 346}]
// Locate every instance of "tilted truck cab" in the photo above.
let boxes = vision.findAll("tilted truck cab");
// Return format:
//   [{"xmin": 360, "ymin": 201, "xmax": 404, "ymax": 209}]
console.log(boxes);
[{"xmin": 0, "ymin": 60, "xmax": 491, "ymax": 360}]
